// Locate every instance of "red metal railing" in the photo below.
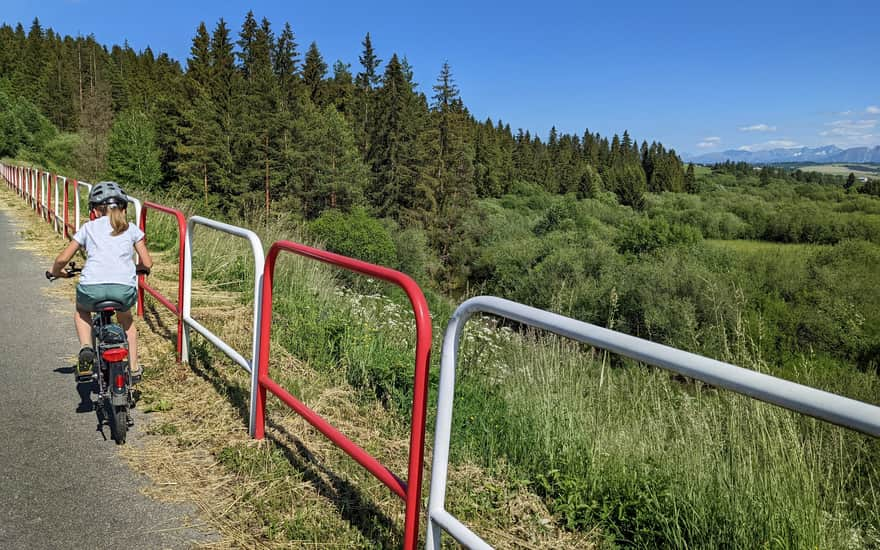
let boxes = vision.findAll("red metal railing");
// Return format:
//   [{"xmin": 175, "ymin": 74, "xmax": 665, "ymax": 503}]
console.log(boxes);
[
  {"xmin": 137, "ymin": 201, "xmax": 187, "ymax": 360},
  {"xmin": 254, "ymin": 240, "xmax": 433, "ymax": 550},
  {"xmin": 62, "ymin": 178, "xmax": 78, "ymax": 239}
]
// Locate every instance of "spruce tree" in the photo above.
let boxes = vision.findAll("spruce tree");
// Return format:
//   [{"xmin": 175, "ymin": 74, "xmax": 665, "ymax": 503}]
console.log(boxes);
[
  {"xmin": 329, "ymin": 60, "xmax": 354, "ymax": 113},
  {"xmin": 273, "ymin": 22, "xmax": 300, "ymax": 105},
  {"xmin": 237, "ymin": 11, "xmax": 258, "ymax": 78},
  {"xmin": 302, "ymin": 41, "xmax": 327, "ymax": 106},
  {"xmin": 430, "ymin": 62, "xmax": 475, "ymax": 279},
  {"xmin": 291, "ymin": 102, "xmax": 368, "ymax": 218},
  {"xmin": 369, "ymin": 53, "xmax": 432, "ymax": 219},
  {"xmin": 355, "ymin": 33, "xmax": 381, "ymax": 90},
  {"xmin": 176, "ymin": 23, "xmax": 220, "ymax": 203},
  {"xmin": 16, "ymin": 19, "xmax": 48, "ymax": 110},
  {"xmin": 238, "ymin": 16, "xmax": 283, "ymax": 215},
  {"xmin": 684, "ymin": 162, "xmax": 697, "ymax": 193},
  {"xmin": 353, "ymin": 32, "xmax": 381, "ymax": 154}
]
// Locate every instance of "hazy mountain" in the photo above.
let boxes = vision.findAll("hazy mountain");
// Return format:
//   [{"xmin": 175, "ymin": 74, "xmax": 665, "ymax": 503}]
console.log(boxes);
[
  {"xmin": 831, "ymin": 146, "xmax": 880, "ymax": 163},
  {"xmin": 685, "ymin": 145, "xmax": 880, "ymax": 164}
]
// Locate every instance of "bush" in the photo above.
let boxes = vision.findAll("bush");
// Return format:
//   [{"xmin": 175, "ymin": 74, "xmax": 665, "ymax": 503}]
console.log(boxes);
[
  {"xmin": 616, "ymin": 216, "xmax": 702, "ymax": 254},
  {"xmin": 309, "ymin": 206, "xmax": 396, "ymax": 267}
]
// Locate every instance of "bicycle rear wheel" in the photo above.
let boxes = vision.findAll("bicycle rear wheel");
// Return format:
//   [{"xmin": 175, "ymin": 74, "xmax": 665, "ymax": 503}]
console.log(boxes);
[{"xmin": 111, "ymin": 405, "xmax": 128, "ymax": 444}]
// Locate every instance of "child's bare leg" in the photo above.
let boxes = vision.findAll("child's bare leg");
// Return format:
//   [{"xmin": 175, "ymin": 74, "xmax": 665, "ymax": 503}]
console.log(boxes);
[
  {"xmin": 117, "ymin": 310, "xmax": 138, "ymax": 372},
  {"xmin": 75, "ymin": 307, "xmax": 92, "ymax": 347}
]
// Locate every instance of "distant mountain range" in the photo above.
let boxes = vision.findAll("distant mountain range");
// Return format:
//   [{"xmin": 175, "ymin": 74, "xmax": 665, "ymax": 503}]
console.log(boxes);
[{"xmin": 685, "ymin": 145, "xmax": 880, "ymax": 165}]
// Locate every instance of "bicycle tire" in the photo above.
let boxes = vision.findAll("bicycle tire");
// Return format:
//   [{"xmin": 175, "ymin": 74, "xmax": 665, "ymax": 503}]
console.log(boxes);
[{"xmin": 112, "ymin": 405, "xmax": 127, "ymax": 444}]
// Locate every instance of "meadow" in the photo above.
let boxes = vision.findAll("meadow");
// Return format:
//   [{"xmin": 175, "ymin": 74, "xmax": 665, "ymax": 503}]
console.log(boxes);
[
  {"xmin": 132, "ymin": 166, "xmax": 880, "ymax": 548},
  {"xmin": 793, "ymin": 163, "xmax": 880, "ymax": 179}
]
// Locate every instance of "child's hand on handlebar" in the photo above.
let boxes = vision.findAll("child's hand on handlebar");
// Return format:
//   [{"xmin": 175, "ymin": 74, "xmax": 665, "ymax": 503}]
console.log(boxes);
[{"xmin": 46, "ymin": 262, "xmax": 81, "ymax": 280}]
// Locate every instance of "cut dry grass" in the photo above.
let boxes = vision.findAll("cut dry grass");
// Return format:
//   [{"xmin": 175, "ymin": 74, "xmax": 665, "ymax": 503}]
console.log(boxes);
[{"xmin": 1, "ymin": 183, "xmax": 591, "ymax": 549}]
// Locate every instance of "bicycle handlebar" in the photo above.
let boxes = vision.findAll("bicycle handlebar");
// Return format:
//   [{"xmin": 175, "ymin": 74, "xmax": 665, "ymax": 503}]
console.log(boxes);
[
  {"xmin": 45, "ymin": 262, "xmax": 149, "ymax": 281},
  {"xmin": 46, "ymin": 261, "xmax": 81, "ymax": 281}
]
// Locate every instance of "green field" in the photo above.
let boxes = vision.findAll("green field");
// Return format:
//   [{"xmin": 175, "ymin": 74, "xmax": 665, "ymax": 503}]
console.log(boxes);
[
  {"xmin": 795, "ymin": 163, "xmax": 880, "ymax": 178},
  {"xmin": 706, "ymin": 238, "xmax": 830, "ymax": 254}
]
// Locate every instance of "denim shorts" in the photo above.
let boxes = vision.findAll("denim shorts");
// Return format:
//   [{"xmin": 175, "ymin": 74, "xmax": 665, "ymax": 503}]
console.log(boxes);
[{"xmin": 76, "ymin": 283, "xmax": 137, "ymax": 312}]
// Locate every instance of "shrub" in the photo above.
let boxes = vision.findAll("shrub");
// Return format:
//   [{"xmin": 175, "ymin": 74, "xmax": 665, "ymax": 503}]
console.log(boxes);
[
  {"xmin": 616, "ymin": 216, "xmax": 702, "ymax": 254},
  {"xmin": 309, "ymin": 206, "xmax": 396, "ymax": 267}
]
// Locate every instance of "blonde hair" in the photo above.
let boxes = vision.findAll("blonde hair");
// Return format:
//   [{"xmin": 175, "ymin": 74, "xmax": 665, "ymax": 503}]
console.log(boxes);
[{"xmin": 96, "ymin": 205, "xmax": 129, "ymax": 236}]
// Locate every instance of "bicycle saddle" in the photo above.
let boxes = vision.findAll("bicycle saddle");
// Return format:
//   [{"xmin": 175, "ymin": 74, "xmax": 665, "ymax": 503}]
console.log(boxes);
[{"xmin": 93, "ymin": 300, "xmax": 125, "ymax": 311}]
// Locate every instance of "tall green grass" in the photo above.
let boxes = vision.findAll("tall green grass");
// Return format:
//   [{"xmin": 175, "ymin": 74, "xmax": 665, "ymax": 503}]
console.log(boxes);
[
  {"xmin": 451, "ymin": 332, "xmax": 880, "ymax": 547},
  {"xmin": 138, "ymin": 193, "xmax": 880, "ymax": 548}
]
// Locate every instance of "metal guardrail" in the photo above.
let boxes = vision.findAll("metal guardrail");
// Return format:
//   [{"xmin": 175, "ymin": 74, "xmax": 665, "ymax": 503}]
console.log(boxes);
[
  {"xmin": 182, "ymin": 215, "xmax": 265, "ymax": 435},
  {"xmin": 137, "ymin": 201, "xmax": 187, "ymax": 360},
  {"xmin": 254, "ymin": 240, "xmax": 433, "ymax": 550},
  {"xmin": 74, "ymin": 180, "xmax": 92, "ymax": 230},
  {"xmin": 426, "ymin": 295, "xmax": 880, "ymax": 550}
]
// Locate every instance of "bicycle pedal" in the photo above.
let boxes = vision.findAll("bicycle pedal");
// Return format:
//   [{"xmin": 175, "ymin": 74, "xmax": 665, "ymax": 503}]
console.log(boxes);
[{"xmin": 75, "ymin": 371, "xmax": 95, "ymax": 383}]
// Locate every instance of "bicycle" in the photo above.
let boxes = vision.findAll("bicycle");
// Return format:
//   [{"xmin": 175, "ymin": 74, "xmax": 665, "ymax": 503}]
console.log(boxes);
[{"xmin": 46, "ymin": 261, "xmax": 149, "ymax": 444}]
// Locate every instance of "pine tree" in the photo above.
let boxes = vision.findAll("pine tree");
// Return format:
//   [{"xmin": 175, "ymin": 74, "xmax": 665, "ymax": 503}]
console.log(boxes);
[
  {"xmin": 236, "ymin": 11, "xmax": 258, "ymax": 78},
  {"xmin": 210, "ymin": 18, "xmax": 246, "ymax": 203},
  {"xmin": 186, "ymin": 23, "xmax": 211, "ymax": 88},
  {"xmin": 302, "ymin": 41, "xmax": 327, "ymax": 106},
  {"xmin": 684, "ymin": 162, "xmax": 697, "ymax": 193},
  {"xmin": 43, "ymin": 30, "xmax": 78, "ymax": 130},
  {"xmin": 15, "ymin": 19, "xmax": 48, "ymax": 109},
  {"xmin": 291, "ymin": 102, "xmax": 368, "ymax": 218},
  {"xmin": 328, "ymin": 60, "xmax": 354, "ymax": 113},
  {"xmin": 845, "ymin": 172, "xmax": 856, "ymax": 191},
  {"xmin": 577, "ymin": 164, "xmax": 603, "ymax": 199},
  {"xmin": 238, "ymin": 16, "xmax": 283, "ymax": 216},
  {"xmin": 369, "ymin": 53, "xmax": 432, "ymax": 219},
  {"xmin": 353, "ymin": 32, "xmax": 381, "ymax": 154},
  {"xmin": 175, "ymin": 19, "xmax": 243, "ymax": 207},
  {"xmin": 429, "ymin": 62, "xmax": 475, "ymax": 277},
  {"xmin": 149, "ymin": 52, "xmax": 185, "ymax": 186},
  {"xmin": 273, "ymin": 22, "xmax": 300, "ymax": 105},
  {"xmin": 356, "ymin": 33, "xmax": 381, "ymax": 90}
]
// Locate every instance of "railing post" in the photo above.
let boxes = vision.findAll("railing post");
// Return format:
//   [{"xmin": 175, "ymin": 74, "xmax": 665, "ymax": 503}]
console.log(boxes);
[{"xmin": 138, "ymin": 202, "xmax": 187, "ymax": 361}]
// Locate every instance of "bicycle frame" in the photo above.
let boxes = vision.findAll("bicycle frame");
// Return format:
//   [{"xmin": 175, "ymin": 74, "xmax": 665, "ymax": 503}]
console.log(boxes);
[{"xmin": 91, "ymin": 308, "xmax": 132, "ymax": 408}]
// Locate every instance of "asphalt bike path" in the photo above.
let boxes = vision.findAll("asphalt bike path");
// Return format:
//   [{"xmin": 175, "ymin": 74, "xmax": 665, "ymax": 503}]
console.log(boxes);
[{"xmin": 0, "ymin": 207, "xmax": 212, "ymax": 549}]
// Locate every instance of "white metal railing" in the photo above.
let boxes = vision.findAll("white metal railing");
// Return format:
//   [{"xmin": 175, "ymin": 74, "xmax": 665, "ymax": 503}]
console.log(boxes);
[
  {"xmin": 426, "ymin": 295, "xmax": 880, "ymax": 550},
  {"xmin": 39, "ymin": 170, "xmax": 47, "ymax": 219},
  {"xmin": 182, "ymin": 215, "xmax": 265, "ymax": 435},
  {"xmin": 73, "ymin": 180, "xmax": 91, "ymax": 230},
  {"xmin": 29, "ymin": 167, "xmax": 36, "ymax": 208},
  {"xmin": 53, "ymin": 174, "xmax": 61, "ymax": 233}
]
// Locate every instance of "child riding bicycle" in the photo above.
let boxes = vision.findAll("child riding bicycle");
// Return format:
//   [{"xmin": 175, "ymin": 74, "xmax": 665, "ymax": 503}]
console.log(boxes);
[{"xmin": 49, "ymin": 181, "xmax": 152, "ymax": 380}]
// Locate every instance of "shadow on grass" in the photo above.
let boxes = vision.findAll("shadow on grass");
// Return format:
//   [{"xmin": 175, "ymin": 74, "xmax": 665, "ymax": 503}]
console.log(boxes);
[
  {"xmin": 268, "ymin": 426, "xmax": 401, "ymax": 548},
  {"xmin": 141, "ymin": 300, "xmax": 177, "ymax": 343},
  {"xmin": 185, "ymin": 339, "xmax": 400, "ymax": 548}
]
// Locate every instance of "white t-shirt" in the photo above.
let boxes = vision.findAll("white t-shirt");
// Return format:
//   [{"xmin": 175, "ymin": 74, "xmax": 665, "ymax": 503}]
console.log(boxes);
[{"xmin": 73, "ymin": 216, "xmax": 145, "ymax": 287}]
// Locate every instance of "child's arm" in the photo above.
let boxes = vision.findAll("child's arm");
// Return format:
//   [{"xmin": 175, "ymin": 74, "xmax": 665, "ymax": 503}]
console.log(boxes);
[
  {"xmin": 134, "ymin": 239, "xmax": 153, "ymax": 271},
  {"xmin": 50, "ymin": 240, "xmax": 81, "ymax": 277}
]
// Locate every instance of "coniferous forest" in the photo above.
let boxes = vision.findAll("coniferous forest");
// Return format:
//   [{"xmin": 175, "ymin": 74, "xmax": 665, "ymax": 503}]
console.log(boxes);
[
  {"xmin": 2, "ymin": 13, "xmax": 880, "ymax": 548},
  {"xmin": 0, "ymin": 15, "xmax": 686, "ymax": 285}
]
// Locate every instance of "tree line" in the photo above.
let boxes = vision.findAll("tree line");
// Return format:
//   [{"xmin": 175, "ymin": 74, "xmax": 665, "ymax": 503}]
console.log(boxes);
[{"xmin": 0, "ymin": 13, "xmax": 689, "ymax": 281}]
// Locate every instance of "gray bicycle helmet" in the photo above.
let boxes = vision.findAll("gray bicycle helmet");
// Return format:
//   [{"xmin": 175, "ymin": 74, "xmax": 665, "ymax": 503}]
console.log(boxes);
[{"xmin": 88, "ymin": 181, "xmax": 129, "ymax": 209}]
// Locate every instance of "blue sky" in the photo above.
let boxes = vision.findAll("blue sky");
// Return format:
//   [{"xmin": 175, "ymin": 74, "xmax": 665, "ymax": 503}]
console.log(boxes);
[{"xmin": 4, "ymin": 0, "xmax": 879, "ymax": 155}]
